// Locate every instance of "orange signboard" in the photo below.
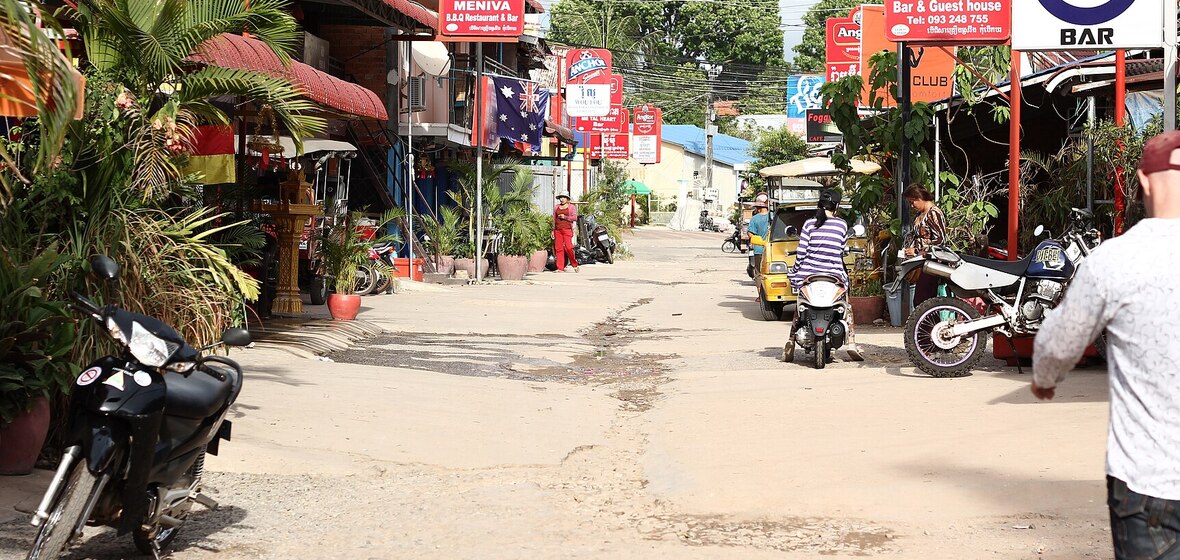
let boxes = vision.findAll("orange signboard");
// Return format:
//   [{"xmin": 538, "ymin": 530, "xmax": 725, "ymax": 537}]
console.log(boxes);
[{"xmin": 859, "ymin": 4, "xmax": 956, "ymax": 107}]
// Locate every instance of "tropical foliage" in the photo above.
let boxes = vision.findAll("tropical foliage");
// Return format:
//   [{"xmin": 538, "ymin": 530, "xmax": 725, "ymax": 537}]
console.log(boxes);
[
  {"xmin": 318, "ymin": 210, "xmax": 403, "ymax": 295},
  {"xmin": 0, "ymin": 0, "xmax": 322, "ymax": 426},
  {"xmin": 747, "ymin": 126, "xmax": 811, "ymax": 196}
]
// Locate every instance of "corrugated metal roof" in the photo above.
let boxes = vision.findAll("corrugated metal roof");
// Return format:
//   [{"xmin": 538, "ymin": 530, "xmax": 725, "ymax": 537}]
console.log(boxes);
[
  {"xmin": 660, "ymin": 124, "xmax": 753, "ymax": 167},
  {"xmin": 191, "ymin": 33, "xmax": 388, "ymax": 121},
  {"xmin": 385, "ymin": 0, "xmax": 437, "ymax": 29}
]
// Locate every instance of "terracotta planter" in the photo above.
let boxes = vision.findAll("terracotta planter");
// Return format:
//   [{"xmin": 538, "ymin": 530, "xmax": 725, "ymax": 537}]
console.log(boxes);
[
  {"xmin": 497, "ymin": 255, "xmax": 529, "ymax": 281},
  {"xmin": 850, "ymin": 295, "xmax": 886, "ymax": 325},
  {"xmin": 454, "ymin": 258, "xmax": 489, "ymax": 280},
  {"xmin": 327, "ymin": 293, "xmax": 362, "ymax": 321},
  {"xmin": 434, "ymin": 255, "xmax": 455, "ymax": 276},
  {"xmin": 0, "ymin": 396, "xmax": 51, "ymax": 475},
  {"xmin": 527, "ymin": 250, "xmax": 549, "ymax": 273}
]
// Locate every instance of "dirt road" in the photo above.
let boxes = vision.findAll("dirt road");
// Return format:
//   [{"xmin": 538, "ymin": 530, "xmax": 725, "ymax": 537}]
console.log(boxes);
[{"xmin": 0, "ymin": 228, "xmax": 1111, "ymax": 559}]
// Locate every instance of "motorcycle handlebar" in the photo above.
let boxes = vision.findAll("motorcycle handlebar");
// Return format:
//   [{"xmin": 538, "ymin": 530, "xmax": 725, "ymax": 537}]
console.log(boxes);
[{"xmin": 70, "ymin": 292, "xmax": 101, "ymax": 317}]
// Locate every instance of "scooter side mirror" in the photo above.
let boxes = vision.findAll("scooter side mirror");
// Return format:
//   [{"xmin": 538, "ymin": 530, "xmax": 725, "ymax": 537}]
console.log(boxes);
[
  {"xmin": 89, "ymin": 255, "xmax": 120, "ymax": 281},
  {"xmin": 221, "ymin": 328, "xmax": 252, "ymax": 347},
  {"xmin": 749, "ymin": 234, "xmax": 766, "ymax": 247},
  {"xmin": 1034, "ymin": 225, "xmax": 1046, "ymax": 237},
  {"xmin": 852, "ymin": 224, "xmax": 866, "ymax": 237},
  {"xmin": 785, "ymin": 226, "xmax": 799, "ymax": 238}
]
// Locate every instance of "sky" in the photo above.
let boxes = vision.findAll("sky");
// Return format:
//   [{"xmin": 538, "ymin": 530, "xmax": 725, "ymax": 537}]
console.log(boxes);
[{"xmin": 537, "ymin": 0, "xmax": 821, "ymax": 63}]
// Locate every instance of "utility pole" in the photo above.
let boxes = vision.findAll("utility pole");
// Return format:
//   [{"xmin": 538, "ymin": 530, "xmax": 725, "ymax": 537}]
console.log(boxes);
[{"xmin": 702, "ymin": 63, "xmax": 723, "ymax": 213}]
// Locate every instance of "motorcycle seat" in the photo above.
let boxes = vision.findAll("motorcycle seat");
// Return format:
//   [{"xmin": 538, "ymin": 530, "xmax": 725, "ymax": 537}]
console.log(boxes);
[
  {"xmin": 960, "ymin": 253, "xmax": 1031, "ymax": 276},
  {"xmin": 164, "ymin": 365, "xmax": 238, "ymax": 420},
  {"xmin": 803, "ymin": 273, "xmax": 845, "ymax": 286}
]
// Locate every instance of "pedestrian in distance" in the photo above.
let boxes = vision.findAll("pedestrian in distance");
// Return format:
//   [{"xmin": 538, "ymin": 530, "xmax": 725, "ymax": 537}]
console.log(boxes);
[
  {"xmin": 553, "ymin": 194, "xmax": 579, "ymax": 273},
  {"xmin": 1032, "ymin": 130, "xmax": 1180, "ymax": 560},
  {"xmin": 901, "ymin": 184, "xmax": 948, "ymax": 306},
  {"xmin": 747, "ymin": 192, "xmax": 770, "ymax": 281}
]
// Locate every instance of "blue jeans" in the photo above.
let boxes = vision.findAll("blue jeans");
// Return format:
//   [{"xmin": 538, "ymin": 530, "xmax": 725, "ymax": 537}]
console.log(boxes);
[{"xmin": 1109, "ymin": 476, "xmax": 1180, "ymax": 560}]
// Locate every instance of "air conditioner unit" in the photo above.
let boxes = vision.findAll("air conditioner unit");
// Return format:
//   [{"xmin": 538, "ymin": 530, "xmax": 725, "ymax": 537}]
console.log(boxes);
[{"xmin": 406, "ymin": 76, "xmax": 426, "ymax": 113}]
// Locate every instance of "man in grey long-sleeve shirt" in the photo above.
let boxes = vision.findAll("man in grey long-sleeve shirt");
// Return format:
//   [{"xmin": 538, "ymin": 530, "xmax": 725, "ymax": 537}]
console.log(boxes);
[{"xmin": 1033, "ymin": 131, "xmax": 1180, "ymax": 560}]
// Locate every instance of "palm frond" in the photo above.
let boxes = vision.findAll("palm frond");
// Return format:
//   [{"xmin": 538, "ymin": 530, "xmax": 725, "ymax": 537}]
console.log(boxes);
[
  {"xmin": 0, "ymin": 0, "xmax": 81, "ymax": 195},
  {"xmin": 178, "ymin": 66, "xmax": 326, "ymax": 146},
  {"xmin": 182, "ymin": 0, "xmax": 300, "ymax": 66}
]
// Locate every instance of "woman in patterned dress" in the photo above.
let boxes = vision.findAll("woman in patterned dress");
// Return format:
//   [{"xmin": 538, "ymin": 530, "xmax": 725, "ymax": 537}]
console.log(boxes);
[{"xmin": 902, "ymin": 184, "xmax": 948, "ymax": 305}]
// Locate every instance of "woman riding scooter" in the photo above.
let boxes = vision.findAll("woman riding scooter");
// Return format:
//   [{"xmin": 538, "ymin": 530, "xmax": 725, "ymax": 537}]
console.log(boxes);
[{"xmin": 787, "ymin": 189, "xmax": 864, "ymax": 361}]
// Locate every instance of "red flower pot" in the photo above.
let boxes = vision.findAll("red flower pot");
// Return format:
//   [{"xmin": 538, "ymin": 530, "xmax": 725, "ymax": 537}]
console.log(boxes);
[
  {"xmin": 850, "ymin": 296, "xmax": 886, "ymax": 325},
  {"xmin": 0, "ymin": 396, "xmax": 51, "ymax": 475},
  {"xmin": 327, "ymin": 293, "xmax": 361, "ymax": 321}
]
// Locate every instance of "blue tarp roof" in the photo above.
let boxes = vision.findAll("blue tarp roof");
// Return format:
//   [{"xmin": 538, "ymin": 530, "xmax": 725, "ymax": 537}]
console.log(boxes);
[{"xmin": 660, "ymin": 124, "xmax": 753, "ymax": 167}]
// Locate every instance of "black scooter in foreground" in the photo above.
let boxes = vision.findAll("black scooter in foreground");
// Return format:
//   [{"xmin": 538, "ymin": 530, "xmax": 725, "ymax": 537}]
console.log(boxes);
[{"xmin": 25, "ymin": 256, "xmax": 250, "ymax": 560}]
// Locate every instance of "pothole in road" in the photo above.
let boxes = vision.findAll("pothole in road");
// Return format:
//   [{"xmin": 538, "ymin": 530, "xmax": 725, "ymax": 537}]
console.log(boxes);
[
  {"xmin": 642, "ymin": 514, "xmax": 895, "ymax": 555},
  {"xmin": 327, "ymin": 299, "xmax": 677, "ymax": 412}
]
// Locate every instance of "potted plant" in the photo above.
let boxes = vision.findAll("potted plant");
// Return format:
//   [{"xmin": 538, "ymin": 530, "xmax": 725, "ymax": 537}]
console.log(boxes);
[
  {"xmin": 417, "ymin": 206, "xmax": 460, "ymax": 276},
  {"xmin": 850, "ymin": 276, "xmax": 887, "ymax": 325},
  {"xmin": 495, "ymin": 207, "xmax": 532, "ymax": 281},
  {"xmin": 316, "ymin": 209, "xmax": 402, "ymax": 320},
  {"xmin": 526, "ymin": 211, "xmax": 552, "ymax": 273},
  {"xmin": 0, "ymin": 247, "xmax": 76, "ymax": 475}
]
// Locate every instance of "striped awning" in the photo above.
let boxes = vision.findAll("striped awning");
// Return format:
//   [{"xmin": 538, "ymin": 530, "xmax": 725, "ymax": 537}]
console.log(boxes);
[{"xmin": 191, "ymin": 33, "xmax": 388, "ymax": 121}]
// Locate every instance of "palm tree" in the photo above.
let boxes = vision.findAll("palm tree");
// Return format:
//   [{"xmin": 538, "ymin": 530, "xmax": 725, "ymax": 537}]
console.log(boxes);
[
  {"xmin": 0, "ymin": 0, "xmax": 83, "ymax": 206},
  {"xmin": 66, "ymin": 0, "xmax": 325, "ymax": 197},
  {"xmin": 548, "ymin": 1, "xmax": 652, "ymax": 67}
]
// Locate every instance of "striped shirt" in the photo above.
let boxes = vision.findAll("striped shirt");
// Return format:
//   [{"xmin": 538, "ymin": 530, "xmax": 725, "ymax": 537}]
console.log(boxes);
[{"xmin": 789, "ymin": 216, "xmax": 849, "ymax": 289}]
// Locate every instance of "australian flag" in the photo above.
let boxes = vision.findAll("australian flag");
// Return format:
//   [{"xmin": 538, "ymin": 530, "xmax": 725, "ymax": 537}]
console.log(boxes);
[{"xmin": 478, "ymin": 76, "xmax": 550, "ymax": 153}]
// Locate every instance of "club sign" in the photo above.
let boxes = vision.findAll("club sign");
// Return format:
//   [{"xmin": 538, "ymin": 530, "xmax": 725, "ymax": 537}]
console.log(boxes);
[{"xmin": 1013, "ymin": 0, "xmax": 1163, "ymax": 50}]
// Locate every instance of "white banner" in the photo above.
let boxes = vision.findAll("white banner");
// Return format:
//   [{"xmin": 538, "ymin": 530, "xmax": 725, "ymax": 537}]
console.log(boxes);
[
  {"xmin": 564, "ymin": 84, "xmax": 611, "ymax": 117},
  {"xmin": 1013, "ymin": 0, "xmax": 1163, "ymax": 50},
  {"xmin": 632, "ymin": 134, "xmax": 659, "ymax": 164}
]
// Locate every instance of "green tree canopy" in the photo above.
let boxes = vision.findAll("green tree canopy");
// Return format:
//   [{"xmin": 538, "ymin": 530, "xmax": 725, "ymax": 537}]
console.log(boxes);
[
  {"xmin": 792, "ymin": 0, "xmax": 861, "ymax": 73},
  {"xmin": 550, "ymin": 0, "xmax": 785, "ymax": 66}
]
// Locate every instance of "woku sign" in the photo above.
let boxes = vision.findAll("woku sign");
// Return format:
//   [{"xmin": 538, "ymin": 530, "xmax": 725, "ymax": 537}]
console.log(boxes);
[{"xmin": 1013, "ymin": 0, "xmax": 1164, "ymax": 50}]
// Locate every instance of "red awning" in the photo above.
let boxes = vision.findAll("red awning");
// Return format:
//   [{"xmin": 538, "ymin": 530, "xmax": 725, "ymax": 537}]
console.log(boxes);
[
  {"xmin": 191, "ymin": 33, "xmax": 388, "ymax": 121},
  {"xmin": 524, "ymin": 0, "xmax": 544, "ymax": 13},
  {"xmin": 385, "ymin": 0, "xmax": 438, "ymax": 28}
]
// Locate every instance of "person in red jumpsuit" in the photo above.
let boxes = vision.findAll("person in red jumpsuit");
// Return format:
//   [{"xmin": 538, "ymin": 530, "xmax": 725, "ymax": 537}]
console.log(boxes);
[{"xmin": 553, "ymin": 194, "xmax": 579, "ymax": 272}]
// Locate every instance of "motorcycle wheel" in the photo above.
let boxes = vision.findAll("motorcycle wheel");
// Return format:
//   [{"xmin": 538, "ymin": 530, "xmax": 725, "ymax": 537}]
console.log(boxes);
[
  {"xmin": 722, "ymin": 240, "xmax": 737, "ymax": 253},
  {"xmin": 309, "ymin": 276, "xmax": 327, "ymax": 305},
  {"xmin": 904, "ymin": 297, "xmax": 986, "ymax": 378},
  {"xmin": 603, "ymin": 245, "xmax": 614, "ymax": 264},
  {"xmin": 814, "ymin": 338, "xmax": 827, "ymax": 369},
  {"xmin": 373, "ymin": 270, "xmax": 393, "ymax": 295},
  {"xmin": 134, "ymin": 449, "xmax": 206, "ymax": 555},
  {"xmin": 26, "ymin": 461, "xmax": 99, "ymax": 560},
  {"xmin": 354, "ymin": 266, "xmax": 378, "ymax": 295}
]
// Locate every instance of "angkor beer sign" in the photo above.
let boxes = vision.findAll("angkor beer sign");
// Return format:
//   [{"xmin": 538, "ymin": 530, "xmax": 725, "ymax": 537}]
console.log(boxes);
[
  {"xmin": 1013, "ymin": 0, "xmax": 1163, "ymax": 50},
  {"xmin": 886, "ymin": 0, "xmax": 1011, "ymax": 44},
  {"xmin": 825, "ymin": 6, "xmax": 862, "ymax": 82},
  {"xmin": 632, "ymin": 104, "xmax": 662, "ymax": 164},
  {"xmin": 438, "ymin": 0, "xmax": 525, "ymax": 39}
]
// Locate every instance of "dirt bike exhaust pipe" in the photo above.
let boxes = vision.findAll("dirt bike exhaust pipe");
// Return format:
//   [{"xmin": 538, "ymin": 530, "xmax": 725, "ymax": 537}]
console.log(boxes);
[
  {"xmin": 923, "ymin": 261, "xmax": 958, "ymax": 278},
  {"xmin": 31, "ymin": 445, "xmax": 81, "ymax": 527}
]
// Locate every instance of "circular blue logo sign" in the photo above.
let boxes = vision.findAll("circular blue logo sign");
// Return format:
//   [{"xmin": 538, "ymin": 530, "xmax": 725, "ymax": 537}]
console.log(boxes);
[{"xmin": 1038, "ymin": 0, "xmax": 1136, "ymax": 26}]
